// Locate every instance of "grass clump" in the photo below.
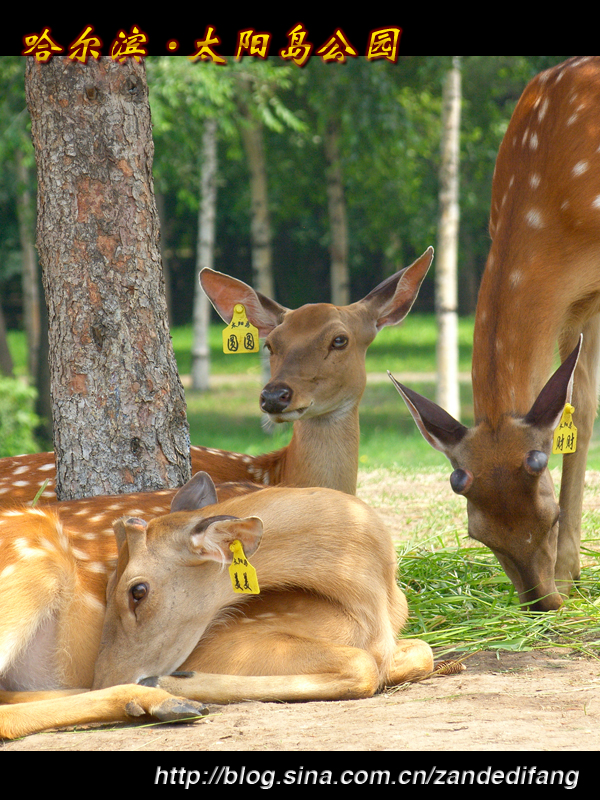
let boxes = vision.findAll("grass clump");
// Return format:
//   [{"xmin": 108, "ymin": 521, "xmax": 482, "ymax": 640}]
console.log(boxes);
[{"xmin": 399, "ymin": 541, "xmax": 600, "ymax": 660}]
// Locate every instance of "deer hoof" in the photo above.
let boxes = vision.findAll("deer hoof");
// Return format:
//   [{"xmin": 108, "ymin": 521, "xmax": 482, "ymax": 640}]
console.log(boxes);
[{"xmin": 152, "ymin": 697, "xmax": 209, "ymax": 722}]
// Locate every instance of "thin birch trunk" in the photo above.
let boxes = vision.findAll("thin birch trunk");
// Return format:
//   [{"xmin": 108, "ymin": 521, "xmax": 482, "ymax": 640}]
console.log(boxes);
[
  {"xmin": 191, "ymin": 118, "xmax": 218, "ymax": 392},
  {"xmin": 324, "ymin": 118, "xmax": 349, "ymax": 306},
  {"xmin": 436, "ymin": 56, "xmax": 462, "ymax": 421}
]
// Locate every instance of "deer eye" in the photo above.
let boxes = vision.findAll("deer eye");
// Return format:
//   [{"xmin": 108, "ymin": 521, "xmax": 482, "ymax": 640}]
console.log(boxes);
[
  {"xmin": 524, "ymin": 450, "xmax": 548, "ymax": 475},
  {"xmin": 129, "ymin": 582, "xmax": 148, "ymax": 613},
  {"xmin": 450, "ymin": 468, "xmax": 473, "ymax": 495},
  {"xmin": 331, "ymin": 335, "xmax": 349, "ymax": 350}
]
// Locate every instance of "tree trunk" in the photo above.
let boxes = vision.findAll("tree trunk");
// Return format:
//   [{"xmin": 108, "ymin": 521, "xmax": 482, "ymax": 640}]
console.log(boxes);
[
  {"xmin": 155, "ymin": 192, "xmax": 173, "ymax": 325},
  {"xmin": 237, "ymin": 80, "xmax": 274, "ymax": 388},
  {"xmin": 191, "ymin": 119, "xmax": 218, "ymax": 392},
  {"xmin": 0, "ymin": 302, "xmax": 14, "ymax": 377},
  {"xmin": 25, "ymin": 56, "xmax": 190, "ymax": 500},
  {"xmin": 436, "ymin": 56, "xmax": 461, "ymax": 421},
  {"xmin": 324, "ymin": 118, "xmax": 350, "ymax": 306},
  {"xmin": 15, "ymin": 149, "xmax": 40, "ymax": 379}
]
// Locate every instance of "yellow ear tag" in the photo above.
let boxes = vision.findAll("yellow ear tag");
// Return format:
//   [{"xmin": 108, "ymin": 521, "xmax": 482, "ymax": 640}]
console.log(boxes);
[
  {"xmin": 229, "ymin": 540, "xmax": 260, "ymax": 595},
  {"xmin": 553, "ymin": 403, "xmax": 577, "ymax": 454},
  {"xmin": 222, "ymin": 304, "xmax": 259, "ymax": 354}
]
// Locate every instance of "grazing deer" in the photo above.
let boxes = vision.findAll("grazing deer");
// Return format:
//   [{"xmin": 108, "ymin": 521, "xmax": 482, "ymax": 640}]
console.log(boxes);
[
  {"xmin": 0, "ymin": 249, "xmax": 432, "ymax": 506},
  {"xmin": 0, "ymin": 472, "xmax": 433, "ymax": 739},
  {"xmin": 389, "ymin": 56, "xmax": 600, "ymax": 611}
]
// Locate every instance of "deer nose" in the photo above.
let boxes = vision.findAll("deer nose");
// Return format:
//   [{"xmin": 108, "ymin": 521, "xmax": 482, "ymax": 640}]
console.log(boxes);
[{"xmin": 260, "ymin": 383, "xmax": 293, "ymax": 414}]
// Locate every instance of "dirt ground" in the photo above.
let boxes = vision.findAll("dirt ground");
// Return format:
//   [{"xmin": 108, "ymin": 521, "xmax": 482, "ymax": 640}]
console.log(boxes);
[{"xmin": 2, "ymin": 470, "xmax": 600, "ymax": 757}]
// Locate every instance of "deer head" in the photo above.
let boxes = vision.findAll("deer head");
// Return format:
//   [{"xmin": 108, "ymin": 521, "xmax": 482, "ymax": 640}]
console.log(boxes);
[
  {"xmin": 200, "ymin": 249, "xmax": 433, "ymax": 424},
  {"xmin": 389, "ymin": 339, "xmax": 582, "ymax": 611},
  {"xmin": 93, "ymin": 472, "xmax": 263, "ymax": 688}
]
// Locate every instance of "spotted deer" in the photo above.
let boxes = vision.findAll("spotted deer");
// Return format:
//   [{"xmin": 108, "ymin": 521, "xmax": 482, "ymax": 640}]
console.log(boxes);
[
  {"xmin": 0, "ymin": 472, "xmax": 433, "ymax": 739},
  {"xmin": 0, "ymin": 249, "xmax": 432, "ymax": 507},
  {"xmin": 390, "ymin": 57, "xmax": 600, "ymax": 611}
]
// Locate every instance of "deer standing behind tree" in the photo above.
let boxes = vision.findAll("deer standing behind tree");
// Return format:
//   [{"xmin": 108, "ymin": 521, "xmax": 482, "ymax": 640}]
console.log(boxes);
[{"xmin": 0, "ymin": 249, "xmax": 433, "ymax": 511}]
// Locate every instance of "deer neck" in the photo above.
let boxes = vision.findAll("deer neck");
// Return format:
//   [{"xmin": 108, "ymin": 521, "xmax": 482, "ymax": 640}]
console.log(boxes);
[
  {"xmin": 255, "ymin": 403, "xmax": 361, "ymax": 495},
  {"xmin": 471, "ymin": 248, "xmax": 559, "ymax": 426}
]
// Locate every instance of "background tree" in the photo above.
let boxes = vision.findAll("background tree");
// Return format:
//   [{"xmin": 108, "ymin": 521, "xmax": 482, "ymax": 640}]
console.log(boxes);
[
  {"xmin": 148, "ymin": 56, "xmax": 304, "ymax": 389},
  {"xmin": 25, "ymin": 56, "xmax": 190, "ymax": 500},
  {"xmin": 436, "ymin": 56, "xmax": 462, "ymax": 420}
]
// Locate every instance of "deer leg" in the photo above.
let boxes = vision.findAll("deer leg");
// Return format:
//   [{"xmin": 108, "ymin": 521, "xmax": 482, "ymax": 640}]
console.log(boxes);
[
  {"xmin": 146, "ymin": 634, "xmax": 383, "ymax": 703},
  {"xmin": 386, "ymin": 639, "xmax": 434, "ymax": 685},
  {"xmin": 0, "ymin": 685, "xmax": 208, "ymax": 740},
  {"xmin": 0, "ymin": 688, "xmax": 85, "ymax": 705},
  {"xmin": 556, "ymin": 315, "xmax": 600, "ymax": 593}
]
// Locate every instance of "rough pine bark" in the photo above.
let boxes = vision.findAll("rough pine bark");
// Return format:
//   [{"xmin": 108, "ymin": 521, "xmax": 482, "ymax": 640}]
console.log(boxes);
[{"xmin": 25, "ymin": 56, "xmax": 190, "ymax": 500}]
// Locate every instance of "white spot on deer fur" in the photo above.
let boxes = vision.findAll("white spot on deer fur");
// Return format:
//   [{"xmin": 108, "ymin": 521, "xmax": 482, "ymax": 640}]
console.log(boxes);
[
  {"xmin": 82, "ymin": 592, "xmax": 105, "ymax": 611},
  {"xmin": 86, "ymin": 562, "xmax": 106, "ymax": 574},
  {"xmin": 13, "ymin": 481, "xmax": 30, "ymax": 488},
  {"xmin": 509, "ymin": 271, "xmax": 523, "ymax": 288},
  {"xmin": 526, "ymin": 209, "xmax": 544, "ymax": 229},
  {"xmin": 522, "ymin": 128, "xmax": 530, "ymax": 147},
  {"xmin": 529, "ymin": 132, "xmax": 539, "ymax": 150},
  {"xmin": 13, "ymin": 539, "xmax": 43, "ymax": 559},
  {"xmin": 529, "ymin": 174, "xmax": 541, "ymax": 189},
  {"xmin": 537, "ymin": 98, "xmax": 549, "ymax": 121},
  {"xmin": 567, "ymin": 113, "xmax": 579, "ymax": 126},
  {"xmin": 0, "ymin": 563, "xmax": 16, "ymax": 580},
  {"xmin": 592, "ymin": 196, "xmax": 600, "ymax": 209},
  {"xmin": 72, "ymin": 547, "xmax": 90, "ymax": 561},
  {"xmin": 573, "ymin": 161, "xmax": 589, "ymax": 176},
  {"xmin": 11, "ymin": 466, "xmax": 29, "ymax": 475},
  {"xmin": 38, "ymin": 463, "xmax": 54, "ymax": 471}
]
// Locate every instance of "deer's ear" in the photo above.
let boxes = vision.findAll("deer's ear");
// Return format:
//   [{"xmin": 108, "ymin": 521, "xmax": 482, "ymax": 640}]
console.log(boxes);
[
  {"xmin": 360, "ymin": 248, "xmax": 433, "ymax": 330},
  {"xmin": 171, "ymin": 472, "xmax": 218, "ymax": 513},
  {"xmin": 388, "ymin": 372, "xmax": 468, "ymax": 456},
  {"xmin": 189, "ymin": 516, "xmax": 263, "ymax": 563},
  {"xmin": 200, "ymin": 269, "xmax": 288, "ymax": 337},
  {"xmin": 524, "ymin": 336, "xmax": 582, "ymax": 431}
]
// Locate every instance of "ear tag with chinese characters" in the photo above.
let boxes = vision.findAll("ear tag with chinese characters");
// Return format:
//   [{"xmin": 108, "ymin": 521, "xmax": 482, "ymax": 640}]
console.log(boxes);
[
  {"xmin": 229, "ymin": 540, "xmax": 260, "ymax": 595},
  {"xmin": 222, "ymin": 304, "xmax": 259, "ymax": 354},
  {"xmin": 553, "ymin": 403, "xmax": 578, "ymax": 454}
]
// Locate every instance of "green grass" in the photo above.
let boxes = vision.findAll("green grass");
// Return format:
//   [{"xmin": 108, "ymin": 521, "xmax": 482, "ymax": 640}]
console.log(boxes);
[{"xmin": 397, "ymin": 540, "xmax": 600, "ymax": 659}]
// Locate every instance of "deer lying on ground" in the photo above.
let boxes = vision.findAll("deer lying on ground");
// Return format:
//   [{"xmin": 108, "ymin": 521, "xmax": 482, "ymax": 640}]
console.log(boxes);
[
  {"xmin": 0, "ymin": 248, "xmax": 432, "ymax": 507},
  {"xmin": 390, "ymin": 56, "xmax": 600, "ymax": 611},
  {"xmin": 0, "ymin": 472, "xmax": 433, "ymax": 739}
]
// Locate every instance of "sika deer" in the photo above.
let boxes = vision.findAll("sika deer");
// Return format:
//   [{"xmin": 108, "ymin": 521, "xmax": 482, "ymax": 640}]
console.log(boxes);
[
  {"xmin": 0, "ymin": 249, "xmax": 432, "ymax": 505},
  {"xmin": 390, "ymin": 57, "xmax": 600, "ymax": 611},
  {"xmin": 0, "ymin": 473, "xmax": 432, "ymax": 739}
]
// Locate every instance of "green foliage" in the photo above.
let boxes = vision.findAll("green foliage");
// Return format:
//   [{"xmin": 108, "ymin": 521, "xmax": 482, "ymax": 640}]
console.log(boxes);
[{"xmin": 0, "ymin": 376, "xmax": 40, "ymax": 457}]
